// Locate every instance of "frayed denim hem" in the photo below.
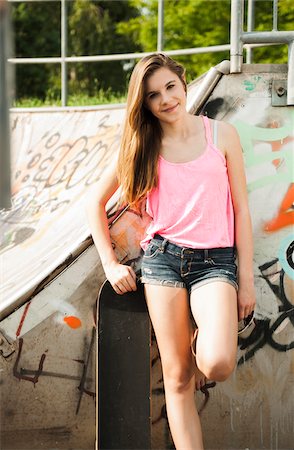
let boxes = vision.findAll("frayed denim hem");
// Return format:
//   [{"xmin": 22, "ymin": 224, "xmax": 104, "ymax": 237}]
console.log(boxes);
[
  {"xmin": 190, "ymin": 276, "xmax": 238, "ymax": 294},
  {"xmin": 140, "ymin": 277, "xmax": 186, "ymax": 289}
]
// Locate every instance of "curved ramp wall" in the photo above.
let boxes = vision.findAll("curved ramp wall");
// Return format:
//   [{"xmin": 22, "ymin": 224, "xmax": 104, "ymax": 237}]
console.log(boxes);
[
  {"xmin": 0, "ymin": 65, "xmax": 293, "ymax": 450},
  {"xmin": 0, "ymin": 106, "xmax": 126, "ymax": 449},
  {"xmin": 1, "ymin": 106, "xmax": 125, "ymax": 316}
]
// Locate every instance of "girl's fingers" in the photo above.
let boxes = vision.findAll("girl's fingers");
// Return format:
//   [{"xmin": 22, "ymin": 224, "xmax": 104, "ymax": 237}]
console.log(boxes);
[
  {"xmin": 127, "ymin": 270, "xmax": 138, "ymax": 291},
  {"xmin": 239, "ymin": 305, "xmax": 255, "ymax": 321},
  {"xmin": 112, "ymin": 274, "xmax": 137, "ymax": 294},
  {"xmin": 107, "ymin": 264, "xmax": 138, "ymax": 294},
  {"xmin": 113, "ymin": 283, "xmax": 125, "ymax": 294}
]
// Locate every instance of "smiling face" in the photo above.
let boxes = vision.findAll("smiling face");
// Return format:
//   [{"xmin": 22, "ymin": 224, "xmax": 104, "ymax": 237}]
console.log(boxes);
[{"xmin": 144, "ymin": 67, "xmax": 187, "ymax": 124}]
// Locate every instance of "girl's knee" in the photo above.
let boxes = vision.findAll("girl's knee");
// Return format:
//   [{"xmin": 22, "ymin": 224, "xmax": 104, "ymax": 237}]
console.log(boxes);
[
  {"xmin": 163, "ymin": 364, "xmax": 195, "ymax": 394},
  {"xmin": 198, "ymin": 355, "xmax": 235, "ymax": 382}
]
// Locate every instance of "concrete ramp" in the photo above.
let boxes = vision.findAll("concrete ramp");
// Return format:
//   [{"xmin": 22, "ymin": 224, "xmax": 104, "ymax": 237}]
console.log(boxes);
[
  {"xmin": 1, "ymin": 106, "xmax": 125, "ymax": 317},
  {"xmin": 0, "ymin": 106, "xmax": 127, "ymax": 450},
  {"xmin": 0, "ymin": 65, "xmax": 293, "ymax": 450}
]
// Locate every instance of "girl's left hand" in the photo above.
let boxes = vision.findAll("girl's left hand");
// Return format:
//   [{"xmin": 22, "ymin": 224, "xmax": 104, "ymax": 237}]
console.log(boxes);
[{"xmin": 237, "ymin": 282, "xmax": 256, "ymax": 321}]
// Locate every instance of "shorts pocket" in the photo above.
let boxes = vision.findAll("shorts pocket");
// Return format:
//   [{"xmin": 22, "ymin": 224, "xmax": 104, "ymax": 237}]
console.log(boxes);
[{"xmin": 143, "ymin": 243, "xmax": 161, "ymax": 259}]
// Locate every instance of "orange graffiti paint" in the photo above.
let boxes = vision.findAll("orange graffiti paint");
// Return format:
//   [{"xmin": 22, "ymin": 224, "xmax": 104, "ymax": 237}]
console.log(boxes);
[
  {"xmin": 268, "ymin": 120, "xmax": 294, "ymax": 168},
  {"xmin": 63, "ymin": 316, "xmax": 82, "ymax": 329},
  {"xmin": 264, "ymin": 185, "xmax": 294, "ymax": 232}
]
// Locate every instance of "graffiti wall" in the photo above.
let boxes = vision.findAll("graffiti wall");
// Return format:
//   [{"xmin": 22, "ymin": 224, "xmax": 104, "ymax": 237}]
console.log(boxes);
[
  {"xmin": 150, "ymin": 67, "xmax": 293, "ymax": 450},
  {"xmin": 0, "ymin": 107, "xmax": 125, "ymax": 449},
  {"xmin": 1, "ymin": 67, "xmax": 293, "ymax": 450},
  {"xmin": 1, "ymin": 107, "xmax": 125, "ymax": 316}
]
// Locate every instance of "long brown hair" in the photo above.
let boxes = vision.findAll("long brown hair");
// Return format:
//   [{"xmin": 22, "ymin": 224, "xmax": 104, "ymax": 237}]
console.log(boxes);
[{"xmin": 117, "ymin": 53, "xmax": 186, "ymax": 208}]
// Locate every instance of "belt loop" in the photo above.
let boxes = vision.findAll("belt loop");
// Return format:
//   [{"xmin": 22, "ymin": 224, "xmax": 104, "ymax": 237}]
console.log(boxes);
[
  {"xmin": 204, "ymin": 249, "xmax": 209, "ymax": 261},
  {"xmin": 160, "ymin": 238, "xmax": 168, "ymax": 253}
]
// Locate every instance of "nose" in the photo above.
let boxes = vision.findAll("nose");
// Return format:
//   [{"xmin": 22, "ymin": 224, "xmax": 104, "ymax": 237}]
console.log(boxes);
[{"xmin": 161, "ymin": 90, "xmax": 171, "ymax": 104}]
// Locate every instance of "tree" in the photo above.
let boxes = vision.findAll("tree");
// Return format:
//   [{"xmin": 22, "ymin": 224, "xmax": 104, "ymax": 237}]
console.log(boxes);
[
  {"xmin": 12, "ymin": 2, "xmax": 61, "ymax": 99},
  {"xmin": 117, "ymin": 0, "xmax": 232, "ymax": 82},
  {"xmin": 252, "ymin": 0, "xmax": 294, "ymax": 64},
  {"xmin": 118, "ymin": 0, "xmax": 293, "ymax": 82},
  {"xmin": 68, "ymin": 0, "xmax": 141, "ymax": 96},
  {"xmin": 11, "ymin": 0, "xmax": 141, "ymax": 101},
  {"xmin": 11, "ymin": 0, "xmax": 294, "ymax": 102}
]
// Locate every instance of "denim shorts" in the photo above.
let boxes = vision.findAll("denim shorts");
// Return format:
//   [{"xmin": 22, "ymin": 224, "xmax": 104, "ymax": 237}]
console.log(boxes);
[{"xmin": 140, "ymin": 234, "xmax": 238, "ymax": 294}]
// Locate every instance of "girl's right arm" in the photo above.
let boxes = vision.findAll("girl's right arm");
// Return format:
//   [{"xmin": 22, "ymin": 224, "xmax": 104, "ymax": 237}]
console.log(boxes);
[{"xmin": 85, "ymin": 159, "xmax": 137, "ymax": 294}]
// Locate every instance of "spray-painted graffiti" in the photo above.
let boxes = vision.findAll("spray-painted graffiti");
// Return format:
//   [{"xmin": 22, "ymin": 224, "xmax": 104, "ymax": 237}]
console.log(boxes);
[
  {"xmin": 1, "ymin": 113, "xmax": 121, "ymax": 251},
  {"xmin": 238, "ymin": 258, "xmax": 294, "ymax": 365},
  {"xmin": 1, "ymin": 108, "xmax": 125, "ymax": 310},
  {"xmin": 151, "ymin": 92, "xmax": 294, "ymax": 449},
  {"xmin": 1, "ymin": 75, "xmax": 293, "ymax": 449},
  {"xmin": 13, "ymin": 331, "xmax": 96, "ymax": 413},
  {"xmin": 233, "ymin": 113, "xmax": 293, "ymax": 359},
  {"xmin": 234, "ymin": 113, "xmax": 293, "ymax": 191}
]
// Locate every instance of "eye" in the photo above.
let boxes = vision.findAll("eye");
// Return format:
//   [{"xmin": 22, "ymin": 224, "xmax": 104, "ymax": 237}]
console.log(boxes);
[
  {"xmin": 167, "ymin": 84, "xmax": 175, "ymax": 89},
  {"xmin": 148, "ymin": 92, "xmax": 158, "ymax": 99}
]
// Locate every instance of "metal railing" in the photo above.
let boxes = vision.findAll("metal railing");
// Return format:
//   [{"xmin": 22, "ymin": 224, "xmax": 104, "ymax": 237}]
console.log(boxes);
[
  {"xmin": 7, "ymin": 0, "xmax": 291, "ymax": 106},
  {"xmin": 1, "ymin": 0, "xmax": 293, "ymax": 209},
  {"xmin": 231, "ymin": 0, "xmax": 294, "ymax": 105},
  {"xmin": 8, "ymin": 0, "xmax": 234, "ymax": 107},
  {"xmin": 0, "ymin": 1, "xmax": 12, "ymax": 209}
]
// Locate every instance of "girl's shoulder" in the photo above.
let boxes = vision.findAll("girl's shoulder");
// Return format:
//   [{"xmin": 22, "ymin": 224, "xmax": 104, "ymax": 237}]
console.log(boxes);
[
  {"xmin": 207, "ymin": 119, "xmax": 241, "ymax": 157},
  {"xmin": 207, "ymin": 117, "xmax": 236, "ymax": 133}
]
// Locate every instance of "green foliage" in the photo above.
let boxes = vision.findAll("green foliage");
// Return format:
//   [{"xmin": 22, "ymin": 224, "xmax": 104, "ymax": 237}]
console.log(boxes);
[
  {"xmin": 12, "ymin": 0, "xmax": 293, "ymax": 105},
  {"xmin": 12, "ymin": 2, "xmax": 61, "ymax": 98},
  {"xmin": 67, "ymin": 0, "xmax": 141, "ymax": 95},
  {"xmin": 118, "ymin": 0, "xmax": 292, "ymax": 81},
  {"xmin": 252, "ymin": 0, "xmax": 294, "ymax": 63},
  {"xmin": 13, "ymin": 90, "xmax": 127, "ymax": 108},
  {"xmin": 12, "ymin": 0, "xmax": 140, "ymax": 101},
  {"xmin": 118, "ymin": 0, "xmax": 232, "ymax": 80}
]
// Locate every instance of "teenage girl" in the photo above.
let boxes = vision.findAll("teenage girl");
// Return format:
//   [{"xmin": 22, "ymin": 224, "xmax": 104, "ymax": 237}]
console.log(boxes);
[{"xmin": 86, "ymin": 53, "xmax": 256, "ymax": 449}]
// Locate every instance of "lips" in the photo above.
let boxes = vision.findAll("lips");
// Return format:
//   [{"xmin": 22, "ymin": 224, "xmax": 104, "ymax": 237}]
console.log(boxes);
[{"xmin": 162, "ymin": 103, "xmax": 179, "ymax": 113}]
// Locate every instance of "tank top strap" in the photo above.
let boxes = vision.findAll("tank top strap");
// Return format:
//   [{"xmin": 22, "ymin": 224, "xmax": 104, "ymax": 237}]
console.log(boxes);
[{"xmin": 201, "ymin": 115, "xmax": 213, "ymax": 146}]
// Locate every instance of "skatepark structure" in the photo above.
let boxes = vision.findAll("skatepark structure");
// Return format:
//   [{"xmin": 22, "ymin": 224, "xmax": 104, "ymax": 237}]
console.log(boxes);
[
  {"xmin": 1, "ymin": 61, "xmax": 293, "ymax": 450},
  {"xmin": 1, "ymin": 1, "xmax": 294, "ymax": 449}
]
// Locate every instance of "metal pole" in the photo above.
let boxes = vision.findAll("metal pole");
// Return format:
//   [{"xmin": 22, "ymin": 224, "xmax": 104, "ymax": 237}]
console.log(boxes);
[
  {"xmin": 273, "ymin": 0, "xmax": 278, "ymax": 31},
  {"xmin": 246, "ymin": 0, "xmax": 255, "ymax": 63},
  {"xmin": 287, "ymin": 41, "xmax": 294, "ymax": 105},
  {"xmin": 157, "ymin": 0, "xmax": 164, "ymax": 52},
  {"xmin": 230, "ymin": 0, "xmax": 244, "ymax": 73},
  {"xmin": 0, "ymin": 0, "xmax": 12, "ymax": 209},
  {"xmin": 61, "ymin": 0, "xmax": 68, "ymax": 107},
  {"xmin": 242, "ymin": 30, "xmax": 294, "ymax": 43}
]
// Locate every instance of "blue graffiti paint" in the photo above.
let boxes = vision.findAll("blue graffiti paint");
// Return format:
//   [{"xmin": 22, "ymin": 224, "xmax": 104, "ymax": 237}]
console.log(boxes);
[{"xmin": 278, "ymin": 234, "xmax": 294, "ymax": 280}]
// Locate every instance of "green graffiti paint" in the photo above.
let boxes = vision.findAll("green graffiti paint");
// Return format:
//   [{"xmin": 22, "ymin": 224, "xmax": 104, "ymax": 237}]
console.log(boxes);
[
  {"xmin": 243, "ymin": 76, "xmax": 262, "ymax": 91},
  {"xmin": 243, "ymin": 80, "xmax": 255, "ymax": 91},
  {"xmin": 233, "ymin": 113, "xmax": 294, "ymax": 192}
]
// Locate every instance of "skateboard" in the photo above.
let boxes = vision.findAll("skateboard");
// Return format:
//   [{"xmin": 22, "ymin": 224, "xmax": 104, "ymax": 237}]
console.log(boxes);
[
  {"xmin": 97, "ymin": 278, "xmax": 151, "ymax": 450},
  {"xmin": 96, "ymin": 204, "xmax": 152, "ymax": 449}
]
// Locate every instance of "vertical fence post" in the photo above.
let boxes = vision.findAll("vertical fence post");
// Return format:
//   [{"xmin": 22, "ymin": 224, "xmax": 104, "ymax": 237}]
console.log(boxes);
[
  {"xmin": 61, "ymin": 0, "xmax": 68, "ymax": 107},
  {"xmin": 287, "ymin": 41, "xmax": 294, "ymax": 104},
  {"xmin": 273, "ymin": 0, "xmax": 278, "ymax": 31},
  {"xmin": 230, "ymin": 0, "xmax": 244, "ymax": 73},
  {"xmin": 157, "ymin": 0, "xmax": 164, "ymax": 52},
  {"xmin": 0, "ymin": 0, "xmax": 12, "ymax": 209},
  {"xmin": 246, "ymin": 0, "xmax": 255, "ymax": 63}
]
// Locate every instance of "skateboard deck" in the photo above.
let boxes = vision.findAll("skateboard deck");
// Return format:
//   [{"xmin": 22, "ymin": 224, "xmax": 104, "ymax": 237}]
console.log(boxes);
[
  {"xmin": 96, "ymin": 204, "xmax": 152, "ymax": 449},
  {"xmin": 97, "ymin": 278, "xmax": 151, "ymax": 449}
]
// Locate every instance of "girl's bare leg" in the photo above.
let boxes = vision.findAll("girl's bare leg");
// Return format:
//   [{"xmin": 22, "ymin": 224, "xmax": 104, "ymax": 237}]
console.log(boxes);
[
  {"xmin": 190, "ymin": 281, "xmax": 238, "ymax": 382},
  {"xmin": 144, "ymin": 284, "xmax": 204, "ymax": 450},
  {"xmin": 191, "ymin": 329, "xmax": 207, "ymax": 391}
]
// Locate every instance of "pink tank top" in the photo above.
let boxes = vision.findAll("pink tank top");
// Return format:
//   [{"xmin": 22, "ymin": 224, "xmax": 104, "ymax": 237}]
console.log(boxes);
[{"xmin": 140, "ymin": 115, "xmax": 235, "ymax": 250}]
